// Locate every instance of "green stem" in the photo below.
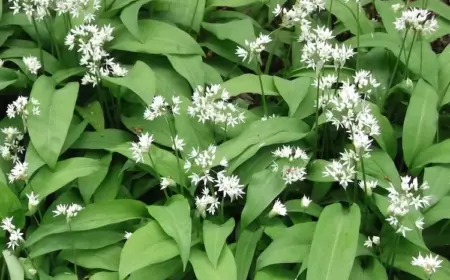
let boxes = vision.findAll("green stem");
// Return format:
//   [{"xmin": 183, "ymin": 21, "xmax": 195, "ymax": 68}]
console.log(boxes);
[
  {"xmin": 22, "ymin": 248, "xmax": 38, "ymax": 276},
  {"xmin": 356, "ymin": 4, "xmax": 360, "ymax": 70},
  {"xmin": 164, "ymin": 115, "xmax": 184, "ymax": 194},
  {"xmin": 44, "ymin": 16, "xmax": 61, "ymax": 61},
  {"xmin": 314, "ymin": 70, "xmax": 323, "ymax": 157},
  {"xmin": 220, "ymin": 196, "xmax": 225, "ymax": 222},
  {"xmin": 188, "ymin": 0, "xmax": 200, "ymax": 36},
  {"xmin": 95, "ymin": 76, "xmax": 114, "ymax": 127},
  {"xmin": 419, "ymin": 34, "xmax": 423, "ymax": 76},
  {"xmin": 264, "ymin": 30, "xmax": 278, "ymax": 74},
  {"xmin": 327, "ymin": 0, "xmax": 334, "ymax": 28},
  {"xmin": 360, "ymin": 150, "xmax": 368, "ymax": 227},
  {"xmin": 256, "ymin": 68, "xmax": 268, "ymax": 116},
  {"xmin": 68, "ymin": 222, "xmax": 77, "ymax": 276},
  {"xmin": 386, "ymin": 29, "xmax": 410, "ymax": 95},
  {"xmin": 1, "ymin": 260, "xmax": 6, "ymax": 280},
  {"xmin": 387, "ymin": 234, "xmax": 400, "ymax": 280},
  {"xmin": 31, "ymin": 17, "xmax": 45, "ymax": 73},
  {"xmin": 403, "ymin": 31, "xmax": 417, "ymax": 79}
]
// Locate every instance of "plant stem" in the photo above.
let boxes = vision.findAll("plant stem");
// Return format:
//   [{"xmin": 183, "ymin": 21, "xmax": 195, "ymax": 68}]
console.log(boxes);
[
  {"xmin": 385, "ymin": 29, "xmax": 410, "ymax": 97},
  {"xmin": 164, "ymin": 115, "xmax": 184, "ymax": 194},
  {"xmin": 31, "ymin": 17, "xmax": 45, "ymax": 73},
  {"xmin": 264, "ymin": 30, "xmax": 278, "ymax": 74},
  {"xmin": 387, "ymin": 234, "xmax": 400, "ymax": 280},
  {"xmin": 68, "ymin": 222, "xmax": 78, "ymax": 276},
  {"xmin": 95, "ymin": 76, "xmax": 114, "ymax": 127},
  {"xmin": 44, "ymin": 16, "xmax": 61, "ymax": 61},
  {"xmin": 359, "ymin": 150, "xmax": 369, "ymax": 227},
  {"xmin": 256, "ymin": 68, "xmax": 268, "ymax": 116},
  {"xmin": 356, "ymin": 4, "xmax": 361, "ymax": 70},
  {"xmin": 403, "ymin": 31, "xmax": 417, "ymax": 79},
  {"xmin": 1, "ymin": 260, "xmax": 6, "ymax": 280},
  {"xmin": 314, "ymin": 70, "xmax": 323, "ymax": 157},
  {"xmin": 220, "ymin": 196, "xmax": 225, "ymax": 222},
  {"xmin": 419, "ymin": 34, "xmax": 423, "ymax": 76},
  {"xmin": 327, "ymin": 0, "xmax": 334, "ymax": 28}
]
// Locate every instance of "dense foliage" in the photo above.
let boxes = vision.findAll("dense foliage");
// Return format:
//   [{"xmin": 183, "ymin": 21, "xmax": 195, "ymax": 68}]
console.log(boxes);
[{"xmin": 0, "ymin": 0, "xmax": 450, "ymax": 279}]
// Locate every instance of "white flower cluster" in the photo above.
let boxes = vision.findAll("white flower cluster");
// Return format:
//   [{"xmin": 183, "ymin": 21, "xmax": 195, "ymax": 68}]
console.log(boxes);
[
  {"xmin": 143, "ymin": 96, "xmax": 181, "ymax": 121},
  {"xmin": 8, "ymin": 161, "xmax": 28, "ymax": 183},
  {"xmin": 6, "ymin": 96, "xmax": 40, "ymax": 122},
  {"xmin": 271, "ymin": 146, "xmax": 309, "ymax": 184},
  {"xmin": 386, "ymin": 176, "xmax": 430, "ymax": 237},
  {"xmin": 195, "ymin": 187, "xmax": 220, "ymax": 218},
  {"xmin": 394, "ymin": 8, "xmax": 439, "ymax": 35},
  {"xmin": 215, "ymin": 171, "xmax": 245, "ymax": 201},
  {"xmin": 272, "ymin": 0, "xmax": 325, "ymax": 28},
  {"xmin": 184, "ymin": 145, "xmax": 224, "ymax": 185},
  {"xmin": 129, "ymin": 132, "xmax": 154, "ymax": 163},
  {"xmin": 300, "ymin": 26, "xmax": 354, "ymax": 72},
  {"xmin": 1, "ymin": 217, "xmax": 24, "ymax": 250},
  {"xmin": 188, "ymin": 84, "xmax": 245, "ymax": 127},
  {"xmin": 9, "ymin": 0, "xmax": 50, "ymax": 21},
  {"xmin": 26, "ymin": 191, "xmax": 39, "ymax": 210},
  {"xmin": 65, "ymin": 24, "xmax": 127, "ymax": 86},
  {"xmin": 411, "ymin": 253, "xmax": 442, "ymax": 276},
  {"xmin": 23, "ymin": 56, "xmax": 41, "ymax": 74},
  {"xmin": 54, "ymin": 0, "xmax": 101, "ymax": 23},
  {"xmin": 323, "ymin": 158, "xmax": 356, "ymax": 188},
  {"xmin": 358, "ymin": 180, "xmax": 378, "ymax": 196},
  {"xmin": 235, "ymin": 33, "xmax": 271, "ymax": 64},
  {"xmin": 0, "ymin": 127, "xmax": 24, "ymax": 163},
  {"xmin": 53, "ymin": 203, "xmax": 83, "ymax": 222},
  {"xmin": 364, "ymin": 235, "xmax": 380, "ymax": 248},
  {"xmin": 269, "ymin": 199, "xmax": 287, "ymax": 217},
  {"xmin": 160, "ymin": 177, "xmax": 176, "ymax": 190}
]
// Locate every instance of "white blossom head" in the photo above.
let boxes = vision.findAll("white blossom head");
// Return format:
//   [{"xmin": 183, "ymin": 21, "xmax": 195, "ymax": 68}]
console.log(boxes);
[
  {"xmin": 394, "ymin": 8, "xmax": 439, "ymax": 35},
  {"xmin": 236, "ymin": 33, "xmax": 271, "ymax": 64},
  {"xmin": 53, "ymin": 203, "xmax": 83, "ymax": 223},
  {"xmin": 411, "ymin": 253, "xmax": 442, "ymax": 275},
  {"xmin": 23, "ymin": 56, "xmax": 41, "ymax": 74},
  {"xmin": 130, "ymin": 132, "xmax": 154, "ymax": 163},
  {"xmin": 8, "ymin": 161, "xmax": 28, "ymax": 183},
  {"xmin": 268, "ymin": 199, "xmax": 287, "ymax": 217}
]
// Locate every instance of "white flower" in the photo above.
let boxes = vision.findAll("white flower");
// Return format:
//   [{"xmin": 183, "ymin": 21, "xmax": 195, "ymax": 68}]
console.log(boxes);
[
  {"xmin": 54, "ymin": 0, "xmax": 101, "ymax": 23},
  {"xmin": 53, "ymin": 203, "xmax": 83, "ymax": 222},
  {"xmin": 171, "ymin": 135, "xmax": 185, "ymax": 151},
  {"xmin": 143, "ymin": 95, "xmax": 169, "ymax": 120},
  {"xmin": 372, "ymin": 236, "xmax": 380, "ymax": 245},
  {"xmin": 272, "ymin": 146, "xmax": 309, "ymax": 161},
  {"xmin": 160, "ymin": 177, "xmax": 176, "ymax": 190},
  {"xmin": 8, "ymin": 161, "xmax": 28, "ymax": 183},
  {"xmin": 23, "ymin": 56, "xmax": 41, "ymax": 74},
  {"xmin": 411, "ymin": 253, "xmax": 442, "ymax": 275},
  {"xmin": 124, "ymin": 231, "xmax": 132, "ymax": 239},
  {"xmin": 26, "ymin": 192, "xmax": 39, "ymax": 209},
  {"xmin": 195, "ymin": 188, "xmax": 220, "ymax": 218},
  {"xmin": 235, "ymin": 33, "xmax": 272, "ymax": 64},
  {"xmin": 215, "ymin": 172, "xmax": 245, "ymax": 201},
  {"xmin": 281, "ymin": 166, "xmax": 307, "ymax": 184},
  {"xmin": 219, "ymin": 158, "xmax": 228, "ymax": 167},
  {"xmin": 391, "ymin": 3, "xmax": 404, "ymax": 13},
  {"xmin": 301, "ymin": 195, "xmax": 312, "ymax": 208},
  {"xmin": 415, "ymin": 217, "xmax": 425, "ymax": 230},
  {"xmin": 394, "ymin": 8, "xmax": 439, "ymax": 35},
  {"xmin": 7, "ymin": 228, "xmax": 24, "ymax": 250},
  {"xmin": 364, "ymin": 236, "xmax": 375, "ymax": 248},
  {"xmin": 6, "ymin": 96, "xmax": 40, "ymax": 121},
  {"xmin": 1, "ymin": 217, "xmax": 16, "ymax": 232},
  {"xmin": 130, "ymin": 132, "xmax": 154, "ymax": 163},
  {"xmin": 9, "ymin": 0, "xmax": 50, "ymax": 21},
  {"xmin": 332, "ymin": 44, "xmax": 355, "ymax": 69},
  {"xmin": 269, "ymin": 199, "xmax": 287, "ymax": 217},
  {"xmin": 323, "ymin": 159, "xmax": 355, "ymax": 189},
  {"xmin": 28, "ymin": 268, "xmax": 37, "ymax": 276},
  {"xmin": 396, "ymin": 225, "xmax": 412, "ymax": 237}
]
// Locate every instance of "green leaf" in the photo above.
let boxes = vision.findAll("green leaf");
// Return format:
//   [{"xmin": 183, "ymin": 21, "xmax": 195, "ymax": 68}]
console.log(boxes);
[
  {"xmin": 203, "ymin": 218, "xmax": 235, "ymax": 268},
  {"xmin": 28, "ymin": 76, "xmax": 78, "ymax": 168},
  {"xmin": 2, "ymin": 250, "xmax": 24, "ymax": 280},
  {"xmin": 285, "ymin": 200, "xmax": 323, "ymax": 218},
  {"xmin": 26, "ymin": 199, "xmax": 148, "ymax": 246},
  {"xmin": 29, "ymin": 228, "xmax": 124, "ymax": 258},
  {"xmin": 111, "ymin": 20, "xmax": 204, "ymax": 55},
  {"xmin": 257, "ymin": 222, "xmax": 316, "ymax": 270},
  {"xmin": 60, "ymin": 245, "xmax": 121, "ymax": 271},
  {"xmin": 103, "ymin": 61, "xmax": 156, "ymax": 106},
  {"xmin": 241, "ymin": 169, "xmax": 286, "ymax": 229},
  {"xmin": 153, "ymin": 0, "xmax": 206, "ymax": 33},
  {"xmin": 71, "ymin": 129, "xmax": 134, "ymax": 150},
  {"xmin": 0, "ymin": 68, "xmax": 19, "ymax": 91},
  {"xmin": 306, "ymin": 160, "xmax": 336, "ymax": 182},
  {"xmin": 374, "ymin": 0, "xmax": 403, "ymax": 37},
  {"xmin": 206, "ymin": 0, "xmax": 262, "ymax": 7},
  {"xmin": 120, "ymin": 0, "xmax": 152, "ymax": 41},
  {"xmin": 0, "ymin": 47, "xmax": 61, "ymax": 74},
  {"xmin": 52, "ymin": 67, "xmax": 85, "ymax": 84},
  {"xmin": 129, "ymin": 258, "xmax": 182, "ymax": 280},
  {"xmin": 369, "ymin": 103, "xmax": 397, "ymax": 159},
  {"xmin": 306, "ymin": 203, "xmax": 361, "ymax": 280},
  {"xmin": 361, "ymin": 149, "xmax": 401, "ymax": 188},
  {"xmin": 91, "ymin": 272, "xmax": 119, "ymax": 280},
  {"xmin": 325, "ymin": 0, "xmax": 374, "ymax": 35},
  {"xmin": 222, "ymin": 74, "xmax": 279, "ymax": 97},
  {"xmin": 424, "ymin": 197, "xmax": 450, "ymax": 228},
  {"xmin": 167, "ymin": 54, "xmax": 204, "ymax": 89},
  {"xmin": 78, "ymin": 153, "xmax": 112, "ymax": 203},
  {"xmin": 93, "ymin": 163, "xmax": 124, "ymax": 202},
  {"xmin": 61, "ymin": 116, "xmax": 88, "ymax": 153},
  {"xmin": 439, "ymin": 45, "xmax": 450, "ymax": 106},
  {"xmin": 274, "ymin": 76, "xmax": 311, "ymax": 117},
  {"xmin": 349, "ymin": 258, "xmax": 387, "ymax": 280},
  {"xmin": 147, "ymin": 195, "xmax": 192, "ymax": 270},
  {"xmin": 119, "ymin": 221, "xmax": 180, "ymax": 279},
  {"xmin": 76, "ymin": 101, "xmax": 105, "ymax": 132},
  {"xmin": 21, "ymin": 157, "xmax": 102, "ymax": 199},
  {"xmin": 190, "ymin": 246, "xmax": 237, "ymax": 280},
  {"xmin": 202, "ymin": 19, "xmax": 255, "ymax": 46},
  {"xmin": 254, "ymin": 266, "xmax": 297, "ymax": 280},
  {"xmin": 411, "ymin": 139, "xmax": 450, "ymax": 171},
  {"xmin": 235, "ymin": 226, "xmax": 264, "ymax": 280},
  {"xmin": 423, "ymin": 166, "xmax": 450, "ymax": 208},
  {"xmin": 0, "ymin": 182, "xmax": 22, "ymax": 218},
  {"xmin": 403, "ymin": 79, "xmax": 439, "ymax": 168}
]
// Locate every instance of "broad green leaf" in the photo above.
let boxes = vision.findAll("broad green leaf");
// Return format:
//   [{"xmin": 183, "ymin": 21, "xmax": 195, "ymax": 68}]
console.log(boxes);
[
  {"xmin": 190, "ymin": 246, "xmax": 237, "ymax": 280},
  {"xmin": 153, "ymin": 0, "xmax": 206, "ymax": 33},
  {"xmin": 403, "ymin": 79, "xmax": 439, "ymax": 168},
  {"xmin": 29, "ymin": 228, "xmax": 124, "ymax": 258},
  {"xmin": 26, "ymin": 199, "xmax": 148, "ymax": 246},
  {"xmin": 167, "ymin": 54, "xmax": 204, "ymax": 89},
  {"xmin": 111, "ymin": 20, "xmax": 204, "ymax": 55},
  {"xmin": 147, "ymin": 195, "xmax": 192, "ymax": 270},
  {"xmin": 202, "ymin": 19, "xmax": 255, "ymax": 46},
  {"xmin": 0, "ymin": 47, "xmax": 61, "ymax": 74},
  {"xmin": 374, "ymin": 0, "xmax": 403, "ymax": 37},
  {"xmin": 0, "ymin": 182, "xmax": 22, "ymax": 220},
  {"xmin": 285, "ymin": 200, "xmax": 323, "ymax": 218},
  {"xmin": 306, "ymin": 160, "xmax": 336, "ymax": 182},
  {"xmin": 346, "ymin": 33, "xmax": 438, "ymax": 89},
  {"xmin": 349, "ymin": 258, "xmax": 387, "ymax": 280},
  {"xmin": 361, "ymin": 149, "xmax": 401, "ymax": 188},
  {"xmin": 0, "ymin": 68, "xmax": 19, "ymax": 91},
  {"xmin": 52, "ymin": 67, "xmax": 85, "ymax": 84},
  {"xmin": 61, "ymin": 116, "xmax": 88, "ymax": 153},
  {"xmin": 2, "ymin": 250, "xmax": 24, "ymax": 280},
  {"xmin": 235, "ymin": 226, "xmax": 264, "ymax": 280},
  {"xmin": 203, "ymin": 218, "xmax": 235, "ymax": 268},
  {"xmin": 325, "ymin": 0, "xmax": 373, "ymax": 35},
  {"xmin": 76, "ymin": 101, "xmax": 105, "ymax": 132},
  {"xmin": 423, "ymin": 166, "xmax": 450, "ymax": 209},
  {"xmin": 412, "ymin": 139, "xmax": 450, "ymax": 171},
  {"xmin": 222, "ymin": 74, "xmax": 279, "ymax": 97},
  {"xmin": 94, "ymin": 163, "xmax": 124, "ymax": 202},
  {"xmin": 424, "ymin": 197, "xmax": 450, "ymax": 228},
  {"xmin": 439, "ymin": 45, "xmax": 450, "ymax": 106},
  {"xmin": 369, "ymin": 103, "xmax": 397, "ymax": 159},
  {"xmin": 71, "ymin": 129, "xmax": 134, "ymax": 150},
  {"xmin": 60, "ymin": 245, "xmax": 121, "ymax": 271},
  {"xmin": 411, "ymin": 0, "xmax": 450, "ymax": 21},
  {"xmin": 28, "ymin": 77, "xmax": 78, "ymax": 168},
  {"xmin": 306, "ymin": 203, "xmax": 361, "ymax": 280},
  {"xmin": 91, "ymin": 272, "xmax": 119, "ymax": 280},
  {"xmin": 120, "ymin": 0, "xmax": 152, "ymax": 41},
  {"xmin": 206, "ymin": 0, "xmax": 262, "ymax": 7},
  {"xmin": 254, "ymin": 266, "xmax": 297, "ymax": 280},
  {"xmin": 241, "ymin": 169, "xmax": 286, "ymax": 229},
  {"xmin": 103, "ymin": 61, "xmax": 156, "ymax": 106},
  {"xmin": 22, "ymin": 157, "xmax": 102, "ymax": 199},
  {"xmin": 78, "ymin": 153, "xmax": 112, "ymax": 203},
  {"xmin": 274, "ymin": 76, "xmax": 311, "ymax": 117},
  {"xmin": 24, "ymin": 142, "xmax": 45, "ymax": 179},
  {"xmin": 257, "ymin": 222, "xmax": 316, "ymax": 270},
  {"xmin": 129, "ymin": 257, "xmax": 182, "ymax": 280},
  {"xmin": 119, "ymin": 221, "xmax": 180, "ymax": 279}
]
